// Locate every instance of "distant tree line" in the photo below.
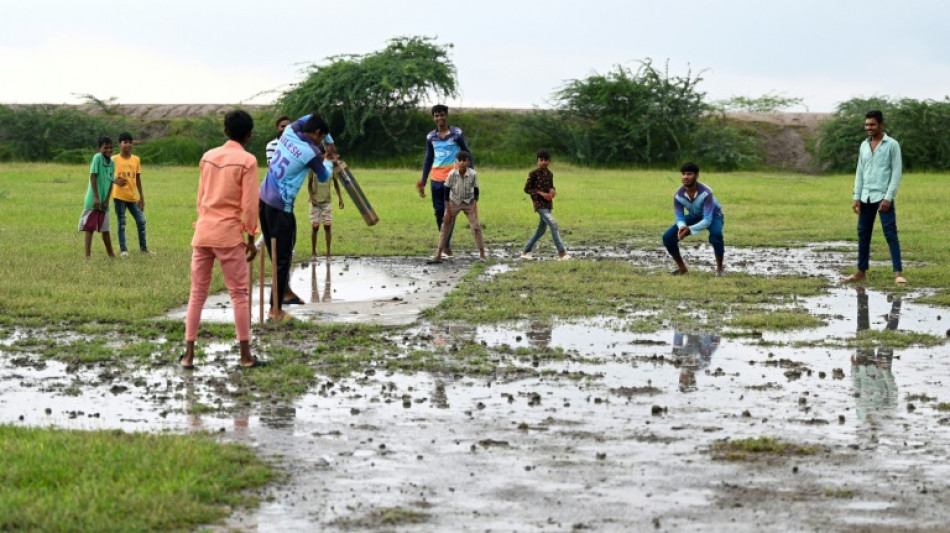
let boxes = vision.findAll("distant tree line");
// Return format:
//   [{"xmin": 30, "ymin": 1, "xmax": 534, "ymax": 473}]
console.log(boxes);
[{"xmin": 0, "ymin": 36, "xmax": 947, "ymax": 172}]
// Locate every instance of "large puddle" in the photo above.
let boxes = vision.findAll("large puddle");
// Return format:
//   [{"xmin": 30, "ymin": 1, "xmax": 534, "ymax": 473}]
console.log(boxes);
[
  {"xmin": 3, "ymin": 247, "xmax": 949, "ymax": 531},
  {"xmin": 165, "ymin": 256, "xmax": 472, "ymax": 326}
]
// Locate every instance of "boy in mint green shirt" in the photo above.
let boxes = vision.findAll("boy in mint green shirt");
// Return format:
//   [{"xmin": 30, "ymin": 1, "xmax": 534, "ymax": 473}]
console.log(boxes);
[{"xmin": 78, "ymin": 136, "xmax": 126, "ymax": 258}]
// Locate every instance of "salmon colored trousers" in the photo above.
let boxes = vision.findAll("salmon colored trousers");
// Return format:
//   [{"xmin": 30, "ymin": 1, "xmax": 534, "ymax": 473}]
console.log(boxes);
[{"xmin": 185, "ymin": 245, "xmax": 250, "ymax": 342}]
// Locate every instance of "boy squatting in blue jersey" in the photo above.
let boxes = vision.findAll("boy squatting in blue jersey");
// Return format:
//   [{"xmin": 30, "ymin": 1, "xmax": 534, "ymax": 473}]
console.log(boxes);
[
  {"xmin": 259, "ymin": 113, "xmax": 336, "ymax": 322},
  {"xmin": 662, "ymin": 161, "xmax": 725, "ymax": 276}
]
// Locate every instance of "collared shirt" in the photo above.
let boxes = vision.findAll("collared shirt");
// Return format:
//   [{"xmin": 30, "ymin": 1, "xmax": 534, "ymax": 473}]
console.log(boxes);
[
  {"xmin": 421, "ymin": 126, "xmax": 472, "ymax": 184},
  {"xmin": 854, "ymin": 133, "xmax": 902, "ymax": 203},
  {"xmin": 524, "ymin": 167, "xmax": 555, "ymax": 211},
  {"xmin": 445, "ymin": 167, "xmax": 479, "ymax": 205},
  {"xmin": 192, "ymin": 140, "xmax": 259, "ymax": 247},
  {"xmin": 259, "ymin": 115, "xmax": 331, "ymax": 213},
  {"xmin": 673, "ymin": 182, "xmax": 723, "ymax": 235}
]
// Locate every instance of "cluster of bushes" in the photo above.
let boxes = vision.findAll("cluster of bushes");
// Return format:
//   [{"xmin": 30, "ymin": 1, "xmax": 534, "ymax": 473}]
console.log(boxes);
[
  {"xmin": 2, "ymin": 32, "xmax": 947, "ymax": 173},
  {"xmin": 0, "ymin": 105, "xmax": 274, "ymax": 166},
  {"xmin": 818, "ymin": 97, "xmax": 950, "ymax": 172}
]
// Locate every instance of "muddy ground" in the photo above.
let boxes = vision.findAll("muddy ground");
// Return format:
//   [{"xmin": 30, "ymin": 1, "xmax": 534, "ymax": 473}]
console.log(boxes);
[{"xmin": 2, "ymin": 244, "xmax": 949, "ymax": 532}]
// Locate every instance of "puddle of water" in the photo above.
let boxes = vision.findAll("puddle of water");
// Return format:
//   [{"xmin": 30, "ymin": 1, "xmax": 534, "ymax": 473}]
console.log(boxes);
[
  {"xmin": 3, "ymin": 248, "xmax": 949, "ymax": 531},
  {"xmin": 165, "ymin": 256, "xmax": 471, "ymax": 326}
]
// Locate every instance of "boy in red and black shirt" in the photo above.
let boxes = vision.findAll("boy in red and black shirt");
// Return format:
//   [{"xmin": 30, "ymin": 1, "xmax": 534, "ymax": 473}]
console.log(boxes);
[{"xmin": 521, "ymin": 149, "xmax": 569, "ymax": 260}]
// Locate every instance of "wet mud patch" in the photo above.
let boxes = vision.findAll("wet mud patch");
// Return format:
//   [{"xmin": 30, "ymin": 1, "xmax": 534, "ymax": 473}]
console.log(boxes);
[{"xmin": 2, "ymin": 249, "xmax": 950, "ymax": 531}]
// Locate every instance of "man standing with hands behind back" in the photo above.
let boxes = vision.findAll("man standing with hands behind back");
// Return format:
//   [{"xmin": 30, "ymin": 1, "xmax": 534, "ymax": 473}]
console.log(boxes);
[{"xmin": 842, "ymin": 110, "xmax": 906, "ymax": 286}]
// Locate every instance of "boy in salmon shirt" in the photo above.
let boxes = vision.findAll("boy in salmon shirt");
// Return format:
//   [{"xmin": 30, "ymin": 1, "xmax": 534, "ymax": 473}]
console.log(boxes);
[{"xmin": 178, "ymin": 110, "xmax": 267, "ymax": 369}]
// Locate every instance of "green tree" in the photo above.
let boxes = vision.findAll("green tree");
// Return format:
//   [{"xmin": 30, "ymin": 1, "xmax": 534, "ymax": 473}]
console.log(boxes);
[
  {"xmin": 540, "ymin": 59, "xmax": 711, "ymax": 165},
  {"xmin": 816, "ymin": 97, "xmax": 950, "ymax": 172},
  {"xmin": 276, "ymin": 36, "xmax": 457, "ymax": 159}
]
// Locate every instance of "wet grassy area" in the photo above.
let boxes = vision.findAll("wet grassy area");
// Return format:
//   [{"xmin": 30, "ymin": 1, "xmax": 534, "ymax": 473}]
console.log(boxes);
[{"xmin": 2, "ymin": 245, "xmax": 949, "ymax": 531}]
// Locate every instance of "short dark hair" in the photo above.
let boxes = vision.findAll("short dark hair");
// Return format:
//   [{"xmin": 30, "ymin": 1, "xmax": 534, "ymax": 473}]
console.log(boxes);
[
  {"xmin": 97, "ymin": 136, "xmax": 113, "ymax": 148},
  {"xmin": 301, "ymin": 114, "xmax": 330, "ymax": 135},
  {"xmin": 274, "ymin": 115, "xmax": 291, "ymax": 127},
  {"xmin": 118, "ymin": 132, "xmax": 133, "ymax": 143},
  {"xmin": 866, "ymin": 110, "xmax": 884, "ymax": 123},
  {"xmin": 536, "ymin": 149, "xmax": 551, "ymax": 160},
  {"xmin": 224, "ymin": 110, "xmax": 254, "ymax": 142},
  {"xmin": 680, "ymin": 161, "xmax": 700, "ymax": 175},
  {"xmin": 456, "ymin": 150, "xmax": 471, "ymax": 162},
  {"xmin": 431, "ymin": 104, "xmax": 449, "ymax": 115}
]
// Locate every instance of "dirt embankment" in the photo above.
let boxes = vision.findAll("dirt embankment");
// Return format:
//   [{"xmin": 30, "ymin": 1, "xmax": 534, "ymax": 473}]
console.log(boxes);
[{"xmin": 725, "ymin": 112, "xmax": 834, "ymax": 173}]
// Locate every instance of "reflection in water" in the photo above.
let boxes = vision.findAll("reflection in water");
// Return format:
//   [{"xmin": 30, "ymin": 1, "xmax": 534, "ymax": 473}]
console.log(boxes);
[
  {"xmin": 430, "ymin": 322, "xmax": 477, "ymax": 348},
  {"xmin": 310, "ymin": 263, "xmax": 333, "ymax": 303},
  {"xmin": 851, "ymin": 288, "xmax": 901, "ymax": 423},
  {"xmin": 260, "ymin": 405, "xmax": 297, "ymax": 430},
  {"xmin": 431, "ymin": 379, "xmax": 449, "ymax": 409},
  {"xmin": 526, "ymin": 321, "xmax": 553, "ymax": 349},
  {"xmin": 672, "ymin": 328, "xmax": 720, "ymax": 392}
]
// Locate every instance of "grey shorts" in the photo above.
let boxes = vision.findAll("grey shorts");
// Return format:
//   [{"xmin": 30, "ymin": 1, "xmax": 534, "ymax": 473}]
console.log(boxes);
[
  {"xmin": 79, "ymin": 209, "xmax": 111, "ymax": 232},
  {"xmin": 309, "ymin": 202, "xmax": 333, "ymax": 226}
]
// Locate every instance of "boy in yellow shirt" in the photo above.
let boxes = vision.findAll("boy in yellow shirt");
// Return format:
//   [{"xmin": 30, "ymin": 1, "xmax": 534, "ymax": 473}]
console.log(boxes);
[{"xmin": 112, "ymin": 132, "xmax": 153, "ymax": 256}]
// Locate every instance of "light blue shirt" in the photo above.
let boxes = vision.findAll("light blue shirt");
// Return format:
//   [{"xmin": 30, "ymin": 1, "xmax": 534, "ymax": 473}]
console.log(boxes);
[
  {"xmin": 854, "ymin": 133, "xmax": 902, "ymax": 203},
  {"xmin": 259, "ymin": 115, "xmax": 331, "ymax": 213}
]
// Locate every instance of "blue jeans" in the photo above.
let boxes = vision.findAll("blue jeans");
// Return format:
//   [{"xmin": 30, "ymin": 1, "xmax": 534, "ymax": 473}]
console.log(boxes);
[
  {"xmin": 430, "ymin": 181, "xmax": 453, "ymax": 249},
  {"xmin": 114, "ymin": 199, "xmax": 148, "ymax": 252},
  {"xmin": 524, "ymin": 209, "xmax": 565, "ymax": 253},
  {"xmin": 663, "ymin": 214, "xmax": 724, "ymax": 258},
  {"xmin": 857, "ymin": 200, "xmax": 901, "ymax": 272}
]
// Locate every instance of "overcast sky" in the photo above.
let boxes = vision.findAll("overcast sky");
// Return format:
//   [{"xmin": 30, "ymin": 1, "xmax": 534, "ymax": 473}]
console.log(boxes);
[{"xmin": 2, "ymin": 0, "xmax": 947, "ymax": 112}]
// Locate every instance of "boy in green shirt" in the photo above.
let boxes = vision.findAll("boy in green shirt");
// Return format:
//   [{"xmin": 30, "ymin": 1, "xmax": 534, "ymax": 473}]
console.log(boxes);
[{"xmin": 78, "ymin": 136, "xmax": 126, "ymax": 258}]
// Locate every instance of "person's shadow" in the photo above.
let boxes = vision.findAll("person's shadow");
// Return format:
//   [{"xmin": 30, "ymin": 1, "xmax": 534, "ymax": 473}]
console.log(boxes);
[
  {"xmin": 672, "ymin": 328, "xmax": 720, "ymax": 392},
  {"xmin": 851, "ymin": 287, "xmax": 901, "ymax": 424}
]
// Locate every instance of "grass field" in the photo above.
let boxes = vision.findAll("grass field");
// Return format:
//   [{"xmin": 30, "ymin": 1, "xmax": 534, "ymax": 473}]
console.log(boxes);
[
  {"xmin": 0, "ymin": 162, "xmax": 947, "ymax": 321},
  {"xmin": 1, "ymin": 162, "xmax": 948, "ymax": 531}
]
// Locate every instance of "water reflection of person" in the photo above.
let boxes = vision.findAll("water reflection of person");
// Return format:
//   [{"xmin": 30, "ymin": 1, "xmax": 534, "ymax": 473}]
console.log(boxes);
[
  {"xmin": 672, "ymin": 328, "xmax": 719, "ymax": 392},
  {"xmin": 310, "ymin": 262, "xmax": 333, "ymax": 303},
  {"xmin": 851, "ymin": 287, "xmax": 901, "ymax": 422},
  {"xmin": 526, "ymin": 320, "xmax": 553, "ymax": 349},
  {"xmin": 430, "ymin": 322, "xmax": 477, "ymax": 348}
]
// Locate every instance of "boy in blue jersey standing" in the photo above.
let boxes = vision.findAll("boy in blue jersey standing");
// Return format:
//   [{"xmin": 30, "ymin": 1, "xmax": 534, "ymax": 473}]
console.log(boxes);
[
  {"xmin": 259, "ymin": 113, "xmax": 338, "ymax": 322},
  {"xmin": 417, "ymin": 104, "xmax": 473, "ymax": 259},
  {"xmin": 663, "ymin": 162, "xmax": 725, "ymax": 276}
]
